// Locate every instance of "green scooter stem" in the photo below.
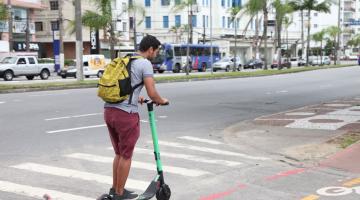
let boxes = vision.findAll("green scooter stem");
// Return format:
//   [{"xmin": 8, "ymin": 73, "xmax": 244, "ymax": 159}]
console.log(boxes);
[{"xmin": 147, "ymin": 103, "xmax": 164, "ymax": 182}]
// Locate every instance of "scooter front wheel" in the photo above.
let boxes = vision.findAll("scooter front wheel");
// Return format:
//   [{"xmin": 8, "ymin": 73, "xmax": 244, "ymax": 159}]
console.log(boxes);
[{"xmin": 156, "ymin": 184, "xmax": 171, "ymax": 200}]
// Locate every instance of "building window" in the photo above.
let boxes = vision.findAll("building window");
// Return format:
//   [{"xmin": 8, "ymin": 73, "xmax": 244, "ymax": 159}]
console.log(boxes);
[
  {"xmin": 145, "ymin": 0, "xmax": 150, "ymax": 7},
  {"xmin": 227, "ymin": 0, "xmax": 230, "ymax": 7},
  {"xmin": 35, "ymin": 22, "xmax": 43, "ymax": 31},
  {"xmin": 228, "ymin": 17, "xmax": 231, "ymax": 28},
  {"xmin": 206, "ymin": 16, "xmax": 209, "ymax": 28},
  {"xmin": 222, "ymin": 16, "xmax": 225, "ymax": 28},
  {"xmin": 123, "ymin": 22, "xmax": 127, "ymax": 32},
  {"xmin": 163, "ymin": 16, "xmax": 169, "ymax": 28},
  {"xmin": 175, "ymin": 0, "xmax": 181, "ymax": 5},
  {"xmin": 221, "ymin": 0, "xmax": 225, "ymax": 7},
  {"xmin": 175, "ymin": 15, "xmax": 181, "ymax": 27},
  {"xmin": 192, "ymin": 15, "xmax": 197, "ymax": 27},
  {"xmin": 161, "ymin": 0, "xmax": 170, "ymax": 6},
  {"xmin": 145, "ymin": 16, "xmax": 151, "ymax": 28},
  {"xmin": 51, "ymin": 21, "xmax": 59, "ymax": 31},
  {"xmin": 314, "ymin": 12, "xmax": 318, "ymax": 17},
  {"xmin": 50, "ymin": 1, "xmax": 59, "ymax": 10},
  {"xmin": 314, "ymin": 24, "xmax": 318, "ymax": 28}
]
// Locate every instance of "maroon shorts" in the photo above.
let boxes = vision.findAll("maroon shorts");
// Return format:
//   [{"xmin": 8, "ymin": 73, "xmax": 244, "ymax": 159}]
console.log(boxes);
[{"xmin": 104, "ymin": 107, "xmax": 140, "ymax": 159}]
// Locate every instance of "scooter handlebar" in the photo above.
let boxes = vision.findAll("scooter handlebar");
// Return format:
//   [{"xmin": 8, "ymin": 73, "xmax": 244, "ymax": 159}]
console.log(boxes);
[{"xmin": 143, "ymin": 99, "xmax": 169, "ymax": 106}]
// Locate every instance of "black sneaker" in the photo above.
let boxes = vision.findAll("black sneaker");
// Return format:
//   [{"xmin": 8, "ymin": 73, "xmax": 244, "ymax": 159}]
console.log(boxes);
[
  {"xmin": 113, "ymin": 191, "xmax": 138, "ymax": 200},
  {"xmin": 109, "ymin": 188, "xmax": 135, "ymax": 196}
]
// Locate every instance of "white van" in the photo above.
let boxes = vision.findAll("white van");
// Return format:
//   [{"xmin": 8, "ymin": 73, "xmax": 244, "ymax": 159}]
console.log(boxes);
[{"xmin": 82, "ymin": 54, "xmax": 107, "ymax": 78}]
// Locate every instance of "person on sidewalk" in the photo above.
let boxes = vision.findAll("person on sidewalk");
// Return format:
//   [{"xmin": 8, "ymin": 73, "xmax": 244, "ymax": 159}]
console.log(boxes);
[{"xmin": 104, "ymin": 35, "xmax": 169, "ymax": 200}]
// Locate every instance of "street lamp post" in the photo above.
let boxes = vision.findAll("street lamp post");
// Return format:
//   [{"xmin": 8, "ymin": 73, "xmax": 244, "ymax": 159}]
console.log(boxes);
[
  {"xmin": 210, "ymin": 0, "xmax": 213, "ymax": 75},
  {"xmin": 75, "ymin": 0, "xmax": 83, "ymax": 81},
  {"xmin": 7, "ymin": 0, "xmax": 13, "ymax": 52}
]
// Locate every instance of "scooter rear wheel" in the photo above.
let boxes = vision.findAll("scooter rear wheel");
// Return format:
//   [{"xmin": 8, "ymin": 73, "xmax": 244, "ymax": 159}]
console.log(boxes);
[{"xmin": 156, "ymin": 184, "xmax": 171, "ymax": 200}]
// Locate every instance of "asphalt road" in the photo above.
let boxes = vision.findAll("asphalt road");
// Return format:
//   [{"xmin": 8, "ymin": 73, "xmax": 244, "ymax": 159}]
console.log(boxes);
[{"xmin": 0, "ymin": 66, "xmax": 360, "ymax": 200}]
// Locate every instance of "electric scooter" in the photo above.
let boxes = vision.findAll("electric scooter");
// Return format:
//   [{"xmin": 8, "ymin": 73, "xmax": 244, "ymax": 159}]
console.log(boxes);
[{"xmin": 137, "ymin": 99, "xmax": 171, "ymax": 200}]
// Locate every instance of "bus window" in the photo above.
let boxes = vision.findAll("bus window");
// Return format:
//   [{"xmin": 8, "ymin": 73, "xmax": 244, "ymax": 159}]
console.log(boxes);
[
  {"xmin": 174, "ymin": 47, "xmax": 181, "ymax": 56},
  {"xmin": 166, "ymin": 49, "xmax": 173, "ymax": 58}
]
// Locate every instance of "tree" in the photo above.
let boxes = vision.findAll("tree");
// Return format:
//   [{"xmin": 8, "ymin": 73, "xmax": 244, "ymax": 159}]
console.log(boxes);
[
  {"xmin": 229, "ymin": 6, "xmax": 243, "ymax": 71},
  {"xmin": 169, "ymin": 25, "xmax": 189, "ymax": 43},
  {"xmin": 127, "ymin": 1, "xmax": 146, "ymax": 51},
  {"xmin": 312, "ymin": 30, "xmax": 325, "ymax": 65},
  {"xmin": 273, "ymin": 0, "xmax": 293, "ymax": 68},
  {"xmin": 303, "ymin": 0, "xmax": 331, "ymax": 66},
  {"xmin": 172, "ymin": 0, "xmax": 197, "ymax": 75},
  {"xmin": 289, "ymin": 0, "xmax": 306, "ymax": 59},
  {"xmin": 81, "ymin": 0, "xmax": 115, "ymax": 59},
  {"xmin": 0, "ymin": 2, "xmax": 7, "ymax": 20},
  {"xmin": 0, "ymin": 2, "xmax": 8, "ymax": 40},
  {"xmin": 347, "ymin": 34, "xmax": 360, "ymax": 56},
  {"xmin": 324, "ymin": 26, "xmax": 341, "ymax": 65},
  {"xmin": 283, "ymin": 16, "xmax": 293, "ymax": 59}
]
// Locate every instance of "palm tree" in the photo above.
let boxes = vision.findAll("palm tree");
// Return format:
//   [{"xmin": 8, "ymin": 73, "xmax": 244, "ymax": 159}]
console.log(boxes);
[
  {"xmin": 273, "ymin": 0, "xmax": 293, "ymax": 68},
  {"xmin": 347, "ymin": 34, "xmax": 360, "ymax": 55},
  {"xmin": 324, "ymin": 26, "xmax": 341, "ymax": 65},
  {"xmin": 245, "ymin": 0, "xmax": 266, "ymax": 62},
  {"xmin": 289, "ymin": 0, "xmax": 306, "ymax": 59},
  {"xmin": 0, "ymin": 2, "xmax": 8, "ymax": 40},
  {"xmin": 81, "ymin": 0, "xmax": 115, "ymax": 58},
  {"xmin": 284, "ymin": 16, "xmax": 293, "ymax": 58},
  {"xmin": 303, "ymin": 0, "xmax": 332, "ymax": 66},
  {"xmin": 312, "ymin": 30, "xmax": 325, "ymax": 65},
  {"xmin": 0, "ymin": 2, "xmax": 7, "ymax": 20},
  {"xmin": 172, "ymin": 0, "xmax": 197, "ymax": 75},
  {"xmin": 229, "ymin": 6, "xmax": 243, "ymax": 71}
]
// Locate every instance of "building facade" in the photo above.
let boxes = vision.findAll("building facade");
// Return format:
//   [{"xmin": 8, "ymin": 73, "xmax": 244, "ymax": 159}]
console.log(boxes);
[{"xmin": 0, "ymin": 0, "xmax": 44, "ymax": 53}]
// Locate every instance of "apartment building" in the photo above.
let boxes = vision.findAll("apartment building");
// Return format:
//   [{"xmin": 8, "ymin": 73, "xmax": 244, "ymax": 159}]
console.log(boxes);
[
  {"xmin": 32, "ymin": 0, "xmax": 131, "ymax": 59},
  {"xmin": 133, "ymin": 0, "xmax": 275, "ymax": 63},
  {"xmin": 0, "ymin": 0, "xmax": 45, "ymax": 53}
]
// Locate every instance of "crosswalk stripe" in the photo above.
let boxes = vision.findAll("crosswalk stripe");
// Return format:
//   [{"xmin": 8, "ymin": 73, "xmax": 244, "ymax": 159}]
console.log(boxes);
[
  {"xmin": 149, "ymin": 141, "xmax": 270, "ymax": 161},
  {"xmin": 135, "ymin": 148, "xmax": 242, "ymax": 167},
  {"xmin": 65, "ymin": 153, "xmax": 210, "ymax": 177},
  {"xmin": 178, "ymin": 136, "xmax": 223, "ymax": 145},
  {"xmin": 0, "ymin": 180, "xmax": 93, "ymax": 200},
  {"xmin": 46, "ymin": 124, "xmax": 106, "ymax": 134},
  {"xmin": 11, "ymin": 163, "xmax": 148, "ymax": 191}
]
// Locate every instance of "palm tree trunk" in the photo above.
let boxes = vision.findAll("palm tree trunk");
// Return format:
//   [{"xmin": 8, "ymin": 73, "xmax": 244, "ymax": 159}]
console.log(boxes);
[
  {"xmin": 255, "ymin": 14, "xmax": 260, "ymax": 59},
  {"xmin": 276, "ymin": 15, "xmax": 282, "ymax": 68},
  {"xmin": 306, "ymin": 9, "xmax": 311, "ymax": 66},
  {"xmin": 233, "ymin": 21, "xmax": 237, "ymax": 71},
  {"xmin": 110, "ymin": 24, "xmax": 115, "ymax": 59},
  {"xmin": 263, "ymin": 7, "xmax": 268, "ymax": 70},
  {"xmin": 320, "ymin": 40, "xmax": 323, "ymax": 65}
]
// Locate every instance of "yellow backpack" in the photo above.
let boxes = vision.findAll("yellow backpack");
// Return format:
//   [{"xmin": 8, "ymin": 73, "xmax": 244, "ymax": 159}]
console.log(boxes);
[{"xmin": 97, "ymin": 55, "xmax": 142, "ymax": 104}]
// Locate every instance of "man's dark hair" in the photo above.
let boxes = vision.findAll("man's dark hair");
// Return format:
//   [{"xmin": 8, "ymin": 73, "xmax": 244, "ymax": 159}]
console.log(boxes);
[{"xmin": 139, "ymin": 35, "xmax": 161, "ymax": 52}]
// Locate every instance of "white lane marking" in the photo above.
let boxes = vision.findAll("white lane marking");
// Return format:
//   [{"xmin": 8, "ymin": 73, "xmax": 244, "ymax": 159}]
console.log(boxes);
[
  {"xmin": 158, "ymin": 116, "xmax": 168, "ymax": 119},
  {"xmin": 65, "ymin": 153, "xmax": 210, "ymax": 177},
  {"xmin": 0, "ymin": 180, "xmax": 93, "ymax": 200},
  {"xmin": 11, "ymin": 163, "xmax": 147, "ymax": 191},
  {"xmin": 45, "ymin": 113, "xmax": 102, "ymax": 121},
  {"xmin": 135, "ymin": 148, "xmax": 242, "ymax": 167},
  {"xmin": 29, "ymin": 93, "xmax": 69, "ymax": 97},
  {"xmin": 140, "ymin": 120, "xmax": 148, "ymax": 123},
  {"xmin": 148, "ymin": 141, "xmax": 270, "ymax": 161},
  {"xmin": 178, "ymin": 136, "xmax": 223, "ymax": 145},
  {"xmin": 276, "ymin": 90, "xmax": 288, "ymax": 93},
  {"xmin": 46, "ymin": 124, "xmax": 106, "ymax": 134},
  {"xmin": 0, "ymin": 101, "xmax": 5, "ymax": 104},
  {"xmin": 323, "ymin": 103, "xmax": 352, "ymax": 107}
]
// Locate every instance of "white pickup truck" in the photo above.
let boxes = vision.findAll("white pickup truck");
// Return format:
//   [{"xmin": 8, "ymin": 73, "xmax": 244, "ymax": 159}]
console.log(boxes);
[{"xmin": 0, "ymin": 56, "xmax": 54, "ymax": 81}]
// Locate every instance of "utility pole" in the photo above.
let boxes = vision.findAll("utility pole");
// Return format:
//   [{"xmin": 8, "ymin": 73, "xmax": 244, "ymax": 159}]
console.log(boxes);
[
  {"xmin": 25, "ymin": 9, "xmax": 30, "ymax": 52},
  {"xmin": 210, "ymin": 0, "xmax": 213, "ymax": 75},
  {"xmin": 75, "ymin": 0, "xmax": 83, "ymax": 81},
  {"xmin": 133, "ymin": 13, "xmax": 137, "ymax": 51},
  {"xmin": 59, "ymin": 0, "xmax": 65, "ymax": 69},
  {"xmin": 7, "ymin": 0, "xmax": 13, "ymax": 52},
  {"xmin": 336, "ymin": 0, "xmax": 341, "ymax": 65}
]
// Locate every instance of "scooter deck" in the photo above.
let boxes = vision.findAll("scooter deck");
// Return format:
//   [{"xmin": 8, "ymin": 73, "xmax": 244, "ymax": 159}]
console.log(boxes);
[{"xmin": 137, "ymin": 180, "xmax": 158, "ymax": 200}]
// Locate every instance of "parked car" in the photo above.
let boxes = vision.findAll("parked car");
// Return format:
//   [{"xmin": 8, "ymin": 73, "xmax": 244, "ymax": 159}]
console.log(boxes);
[
  {"xmin": 230, "ymin": 57, "xmax": 243, "ymax": 71},
  {"xmin": 213, "ymin": 57, "xmax": 233, "ymax": 72},
  {"xmin": 58, "ymin": 65, "xmax": 77, "ymax": 78},
  {"xmin": 243, "ymin": 59, "xmax": 263, "ymax": 69},
  {"xmin": 290, "ymin": 57, "xmax": 306, "ymax": 66},
  {"xmin": 311, "ymin": 56, "xmax": 331, "ymax": 66},
  {"xmin": 0, "ymin": 56, "xmax": 53, "ymax": 81},
  {"xmin": 271, "ymin": 58, "xmax": 291, "ymax": 69}
]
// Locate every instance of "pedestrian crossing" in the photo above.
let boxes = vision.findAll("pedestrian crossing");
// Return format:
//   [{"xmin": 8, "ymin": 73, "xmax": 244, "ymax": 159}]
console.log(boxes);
[{"xmin": 0, "ymin": 136, "xmax": 270, "ymax": 200}]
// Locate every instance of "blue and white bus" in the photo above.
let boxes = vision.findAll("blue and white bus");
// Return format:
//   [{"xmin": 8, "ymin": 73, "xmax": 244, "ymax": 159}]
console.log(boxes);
[{"xmin": 152, "ymin": 43, "xmax": 221, "ymax": 73}]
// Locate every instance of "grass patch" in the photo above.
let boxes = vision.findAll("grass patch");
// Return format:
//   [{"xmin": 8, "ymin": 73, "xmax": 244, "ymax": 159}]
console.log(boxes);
[
  {"xmin": 327, "ymin": 132, "xmax": 360, "ymax": 149},
  {"xmin": 0, "ymin": 64, "xmax": 354, "ymax": 93}
]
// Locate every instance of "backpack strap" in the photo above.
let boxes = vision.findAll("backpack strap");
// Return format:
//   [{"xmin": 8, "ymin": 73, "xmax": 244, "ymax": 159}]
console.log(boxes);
[{"xmin": 126, "ymin": 55, "xmax": 144, "ymax": 104}]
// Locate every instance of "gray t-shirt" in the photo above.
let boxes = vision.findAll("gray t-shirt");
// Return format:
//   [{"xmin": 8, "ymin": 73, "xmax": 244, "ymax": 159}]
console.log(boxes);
[{"xmin": 104, "ymin": 57, "xmax": 154, "ymax": 113}]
